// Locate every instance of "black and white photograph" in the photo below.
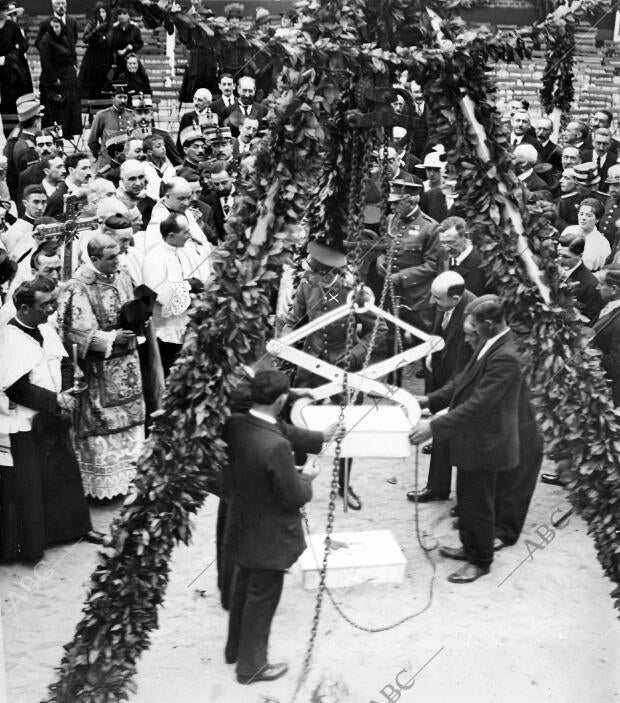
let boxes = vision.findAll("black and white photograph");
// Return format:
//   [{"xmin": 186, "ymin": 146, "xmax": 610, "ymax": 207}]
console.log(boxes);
[{"xmin": 0, "ymin": 0, "xmax": 619, "ymax": 702}]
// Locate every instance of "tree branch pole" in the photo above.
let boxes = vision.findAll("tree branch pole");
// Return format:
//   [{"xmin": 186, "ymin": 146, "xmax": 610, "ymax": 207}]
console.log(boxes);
[{"xmin": 459, "ymin": 94, "xmax": 552, "ymax": 304}]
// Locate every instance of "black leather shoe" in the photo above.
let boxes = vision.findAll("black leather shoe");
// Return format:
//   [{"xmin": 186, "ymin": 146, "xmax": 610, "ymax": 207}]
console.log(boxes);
[
  {"xmin": 225, "ymin": 653, "xmax": 237, "ymax": 664},
  {"xmin": 447, "ymin": 563, "xmax": 490, "ymax": 583},
  {"xmin": 237, "ymin": 662, "xmax": 288, "ymax": 684},
  {"xmin": 541, "ymin": 473, "xmax": 567, "ymax": 487},
  {"xmin": 84, "ymin": 530, "xmax": 106, "ymax": 545},
  {"xmin": 406, "ymin": 489, "xmax": 448, "ymax": 503},
  {"xmin": 493, "ymin": 538, "xmax": 507, "ymax": 552},
  {"xmin": 421, "ymin": 443, "xmax": 433, "ymax": 455},
  {"xmin": 439, "ymin": 545, "xmax": 468, "ymax": 561},
  {"xmin": 450, "ymin": 505, "xmax": 459, "ymax": 517}
]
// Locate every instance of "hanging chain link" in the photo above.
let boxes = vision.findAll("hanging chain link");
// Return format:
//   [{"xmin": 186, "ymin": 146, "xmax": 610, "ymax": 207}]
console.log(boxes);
[{"xmin": 290, "ymin": 128, "xmax": 378, "ymax": 703}]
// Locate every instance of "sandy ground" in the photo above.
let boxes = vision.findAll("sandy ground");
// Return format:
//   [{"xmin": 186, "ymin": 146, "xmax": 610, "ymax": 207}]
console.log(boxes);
[{"xmin": 1, "ymin": 444, "xmax": 619, "ymax": 703}]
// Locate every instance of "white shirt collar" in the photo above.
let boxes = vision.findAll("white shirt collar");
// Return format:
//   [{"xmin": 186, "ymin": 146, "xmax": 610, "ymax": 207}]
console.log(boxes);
[
  {"xmin": 249, "ymin": 408, "xmax": 277, "ymax": 425},
  {"xmin": 477, "ymin": 328, "xmax": 510, "ymax": 360},
  {"xmin": 517, "ymin": 168, "xmax": 533, "ymax": 181},
  {"xmin": 454, "ymin": 242, "xmax": 473, "ymax": 266},
  {"xmin": 563, "ymin": 261, "xmax": 581, "ymax": 279}
]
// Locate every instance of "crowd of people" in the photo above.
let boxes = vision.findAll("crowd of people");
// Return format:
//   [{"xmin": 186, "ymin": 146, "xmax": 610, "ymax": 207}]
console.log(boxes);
[{"xmin": 1, "ymin": 0, "xmax": 620, "ymax": 689}]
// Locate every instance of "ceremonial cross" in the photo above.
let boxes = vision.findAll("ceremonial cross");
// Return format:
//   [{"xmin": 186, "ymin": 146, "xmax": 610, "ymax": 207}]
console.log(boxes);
[{"xmin": 33, "ymin": 194, "xmax": 98, "ymax": 282}]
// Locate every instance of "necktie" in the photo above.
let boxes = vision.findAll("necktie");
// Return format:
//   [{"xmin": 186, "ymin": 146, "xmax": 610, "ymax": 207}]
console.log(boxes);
[
  {"xmin": 441, "ymin": 310, "xmax": 452, "ymax": 330},
  {"xmin": 512, "ymin": 138, "xmax": 518, "ymax": 147},
  {"xmin": 449, "ymin": 257, "xmax": 456, "ymax": 268},
  {"xmin": 597, "ymin": 155, "xmax": 602, "ymax": 173}
]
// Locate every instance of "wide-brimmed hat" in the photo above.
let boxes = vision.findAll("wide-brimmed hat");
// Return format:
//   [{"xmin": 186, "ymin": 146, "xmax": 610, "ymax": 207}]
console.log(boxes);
[
  {"xmin": 416, "ymin": 148, "xmax": 446, "ymax": 171},
  {"xmin": 16, "ymin": 93, "xmax": 44, "ymax": 122},
  {"xmin": 572, "ymin": 162, "xmax": 600, "ymax": 187}
]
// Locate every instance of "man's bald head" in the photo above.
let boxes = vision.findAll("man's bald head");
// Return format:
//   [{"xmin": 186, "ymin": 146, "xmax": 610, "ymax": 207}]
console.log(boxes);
[
  {"xmin": 164, "ymin": 177, "xmax": 192, "ymax": 213},
  {"xmin": 430, "ymin": 271, "xmax": 466, "ymax": 311},
  {"xmin": 87, "ymin": 234, "xmax": 120, "ymax": 278},
  {"xmin": 96, "ymin": 196, "xmax": 129, "ymax": 223}
]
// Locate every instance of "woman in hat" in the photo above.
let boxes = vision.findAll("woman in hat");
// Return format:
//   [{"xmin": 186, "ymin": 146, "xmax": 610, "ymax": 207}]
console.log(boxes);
[
  {"xmin": 117, "ymin": 53, "xmax": 152, "ymax": 96},
  {"xmin": 0, "ymin": 0, "xmax": 32, "ymax": 134},
  {"xmin": 77, "ymin": 1, "xmax": 113, "ymax": 101},
  {"xmin": 38, "ymin": 16, "xmax": 82, "ymax": 138},
  {"xmin": 561, "ymin": 197, "xmax": 610, "ymax": 272}
]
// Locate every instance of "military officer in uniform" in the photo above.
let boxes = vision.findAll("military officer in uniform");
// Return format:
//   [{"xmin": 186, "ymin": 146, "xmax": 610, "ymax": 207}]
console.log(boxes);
[
  {"xmin": 95, "ymin": 132, "xmax": 129, "ymax": 187},
  {"xmin": 281, "ymin": 241, "xmax": 387, "ymax": 510},
  {"xmin": 598, "ymin": 165, "xmax": 620, "ymax": 251},
  {"xmin": 87, "ymin": 83, "xmax": 135, "ymax": 171},
  {"xmin": 377, "ymin": 179, "xmax": 439, "ymax": 335}
]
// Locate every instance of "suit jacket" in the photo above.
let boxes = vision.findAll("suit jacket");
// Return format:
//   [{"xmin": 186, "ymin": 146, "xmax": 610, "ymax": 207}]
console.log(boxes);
[
  {"xmin": 538, "ymin": 140, "xmax": 563, "ymax": 173},
  {"xmin": 420, "ymin": 187, "xmax": 448, "ymax": 222},
  {"xmin": 512, "ymin": 133, "xmax": 542, "ymax": 153},
  {"xmin": 428, "ymin": 331, "xmax": 522, "ymax": 472},
  {"xmin": 211, "ymin": 97, "xmax": 238, "ymax": 120},
  {"xmin": 408, "ymin": 103, "xmax": 429, "ymax": 157},
  {"xmin": 44, "ymin": 182, "xmax": 69, "ymax": 219},
  {"xmin": 592, "ymin": 306, "xmax": 620, "ymax": 406},
  {"xmin": 427, "ymin": 289, "xmax": 476, "ymax": 392},
  {"xmin": 581, "ymin": 150, "xmax": 618, "ymax": 193},
  {"xmin": 17, "ymin": 162, "xmax": 46, "ymax": 216},
  {"xmin": 201, "ymin": 189, "xmax": 226, "ymax": 241},
  {"xmin": 521, "ymin": 170, "xmax": 549, "ymax": 193},
  {"xmin": 568, "ymin": 262, "xmax": 603, "ymax": 322},
  {"xmin": 222, "ymin": 102, "xmax": 268, "ymax": 137},
  {"xmin": 451, "ymin": 246, "xmax": 487, "ymax": 296},
  {"xmin": 222, "ymin": 413, "xmax": 322, "ymax": 570}
]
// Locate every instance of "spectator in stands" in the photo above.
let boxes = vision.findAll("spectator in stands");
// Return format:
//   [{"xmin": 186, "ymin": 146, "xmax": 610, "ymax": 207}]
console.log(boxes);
[
  {"xmin": 78, "ymin": 2, "xmax": 113, "ymax": 101},
  {"xmin": 560, "ymin": 145, "xmax": 581, "ymax": 174},
  {"xmin": 557, "ymin": 237, "xmax": 603, "ymax": 323},
  {"xmin": 0, "ymin": 0, "xmax": 33, "ymax": 134},
  {"xmin": 117, "ymin": 53, "xmax": 151, "ymax": 96},
  {"xmin": 222, "ymin": 76, "xmax": 267, "ymax": 137},
  {"xmin": 535, "ymin": 117, "xmax": 562, "ymax": 173},
  {"xmin": 509, "ymin": 110, "xmax": 541, "ymax": 152},
  {"xmin": 582, "ymin": 128, "xmax": 618, "ymax": 193},
  {"xmin": 564, "ymin": 120, "xmax": 589, "ymax": 153},
  {"xmin": 561, "ymin": 197, "xmax": 610, "ymax": 271},
  {"xmin": 143, "ymin": 134, "xmax": 175, "ymax": 201},
  {"xmin": 211, "ymin": 74, "xmax": 237, "ymax": 120},
  {"xmin": 35, "ymin": 0, "xmax": 78, "ymax": 48},
  {"xmin": 556, "ymin": 167, "xmax": 582, "ymax": 231},
  {"xmin": 38, "ymin": 16, "xmax": 82, "ymax": 139},
  {"xmin": 110, "ymin": 5, "xmax": 143, "ymax": 78},
  {"xmin": 45, "ymin": 152, "xmax": 92, "ymax": 219}
]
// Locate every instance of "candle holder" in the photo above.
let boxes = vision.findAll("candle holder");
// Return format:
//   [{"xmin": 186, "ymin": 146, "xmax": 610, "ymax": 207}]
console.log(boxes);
[{"xmin": 71, "ymin": 343, "xmax": 88, "ymax": 394}]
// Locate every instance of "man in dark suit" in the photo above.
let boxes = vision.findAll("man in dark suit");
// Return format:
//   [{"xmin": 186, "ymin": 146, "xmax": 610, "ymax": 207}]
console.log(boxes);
[
  {"xmin": 564, "ymin": 120, "xmax": 590, "ymax": 155},
  {"xmin": 558, "ymin": 237, "xmax": 603, "ymax": 322},
  {"xmin": 588, "ymin": 109, "xmax": 620, "ymax": 153},
  {"xmin": 407, "ymin": 81, "xmax": 429, "ymax": 158},
  {"xmin": 535, "ymin": 117, "xmax": 562, "ymax": 173},
  {"xmin": 223, "ymin": 370, "xmax": 343, "ymax": 684},
  {"xmin": 35, "ymin": 0, "xmax": 78, "ymax": 48},
  {"xmin": 16, "ymin": 131, "xmax": 59, "ymax": 216},
  {"xmin": 221, "ymin": 76, "xmax": 267, "ymax": 137},
  {"xmin": 410, "ymin": 296, "xmax": 523, "ymax": 583},
  {"xmin": 211, "ymin": 73, "xmax": 237, "ymax": 120},
  {"xmin": 555, "ymin": 167, "xmax": 583, "ymax": 231},
  {"xmin": 44, "ymin": 152, "xmax": 92, "ymax": 219},
  {"xmin": 598, "ymin": 166, "xmax": 620, "ymax": 249},
  {"xmin": 509, "ymin": 110, "xmax": 542, "ymax": 153},
  {"xmin": 176, "ymin": 88, "xmax": 218, "ymax": 152},
  {"xmin": 436, "ymin": 216, "xmax": 486, "ymax": 295},
  {"xmin": 582, "ymin": 128, "xmax": 618, "ymax": 194},
  {"xmin": 592, "ymin": 265, "xmax": 620, "ymax": 407},
  {"xmin": 407, "ymin": 272, "xmax": 476, "ymax": 503}
]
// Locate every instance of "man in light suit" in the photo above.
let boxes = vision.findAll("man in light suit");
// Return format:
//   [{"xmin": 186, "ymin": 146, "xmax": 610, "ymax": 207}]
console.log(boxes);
[
  {"xmin": 407, "ymin": 271, "xmax": 476, "ymax": 503},
  {"xmin": 223, "ymin": 370, "xmax": 343, "ymax": 684},
  {"xmin": 410, "ymin": 296, "xmax": 524, "ymax": 583}
]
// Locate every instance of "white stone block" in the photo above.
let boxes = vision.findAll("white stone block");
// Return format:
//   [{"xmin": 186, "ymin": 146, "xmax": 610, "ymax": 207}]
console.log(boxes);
[{"xmin": 293, "ymin": 530, "xmax": 407, "ymax": 590}]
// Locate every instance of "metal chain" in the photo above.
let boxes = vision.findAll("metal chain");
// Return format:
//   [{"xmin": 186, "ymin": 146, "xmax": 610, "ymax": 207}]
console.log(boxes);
[
  {"xmin": 290, "ymin": 128, "xmax": 376, "ymax": 703},
  {"xmin": 300, "ymin": 446, "xmax": 438, "ymax": 634}
]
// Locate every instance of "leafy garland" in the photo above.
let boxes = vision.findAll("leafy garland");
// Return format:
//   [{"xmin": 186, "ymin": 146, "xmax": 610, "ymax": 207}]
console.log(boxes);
[
  {"xmin": 46, "ymin": 66, "xmax": 332, "ymax": 702},
  {"xmin": 47, "ymin": 2, "xmax": 620, "ymax": 701}
]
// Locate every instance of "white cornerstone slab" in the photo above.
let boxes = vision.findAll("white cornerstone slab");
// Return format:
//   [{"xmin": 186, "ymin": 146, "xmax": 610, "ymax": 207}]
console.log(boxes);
[{"xmin": 294, "ymin": 530, "xmax": 407, "ymax": 589}]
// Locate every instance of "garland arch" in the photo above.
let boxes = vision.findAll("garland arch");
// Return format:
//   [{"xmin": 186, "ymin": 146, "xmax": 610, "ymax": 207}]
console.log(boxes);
[{"xmin": 47, "ymin": 2, "xmax": 619, "ymax": 701}]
